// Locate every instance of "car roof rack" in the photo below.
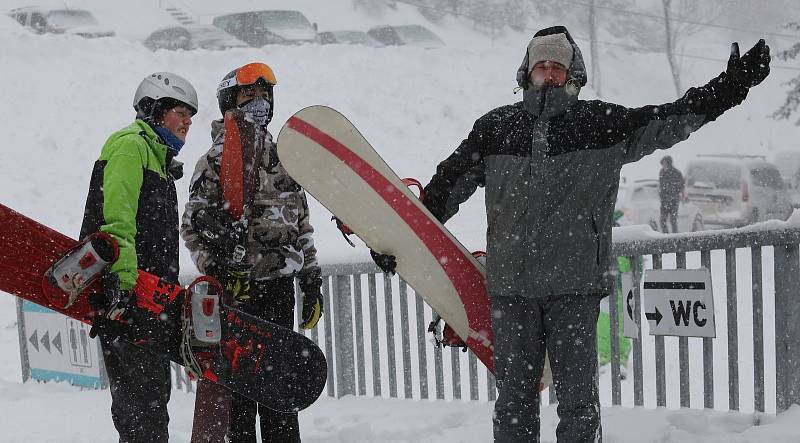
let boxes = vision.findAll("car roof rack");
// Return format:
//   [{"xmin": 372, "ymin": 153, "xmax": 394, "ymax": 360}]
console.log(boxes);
[{"xmin": 696, "ymin": 154, "xmax": 766, "ymax": 160}]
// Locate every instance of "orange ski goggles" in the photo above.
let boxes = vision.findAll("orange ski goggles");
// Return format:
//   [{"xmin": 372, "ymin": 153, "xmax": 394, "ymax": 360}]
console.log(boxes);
[{"xmin": 218, "ymin": 62, "xmax": 277, "ymax": 91}]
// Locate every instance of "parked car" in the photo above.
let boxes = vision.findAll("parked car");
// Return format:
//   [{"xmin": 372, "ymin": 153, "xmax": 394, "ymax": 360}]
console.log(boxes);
[
  {"xmin": 318, "ymin": 30, "xmax": 382, "ymax": 47},
  {"xmin": 367, "ymin": 24, "xmax": 445, "ymax": 49},
  {"xmin": 773, "ymin": 150, "xmax": 800, "ymax": 207},
  {"xmin": 686, "ymin": 155, "xmax": 793, "ymax": 227},
  {"xmin": 212, "ymin": 10, "xmax": 317, "ymax": 46},
  {"xmin": 616, "ymin": 179, "xmax": 705, "ymax": 232},
  {"xmin": 144, "ymin": 25, "xmax": 248, "ymax": 51},
  {"xmin": 7, "ymin": 7, "xmax": 114, "ymax": 38}
]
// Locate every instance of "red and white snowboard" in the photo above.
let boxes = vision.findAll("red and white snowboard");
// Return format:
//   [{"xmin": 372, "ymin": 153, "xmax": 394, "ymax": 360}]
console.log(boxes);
[{"xmin": 277, "ymin": 105, "xmax": 552, "ymax": 387}]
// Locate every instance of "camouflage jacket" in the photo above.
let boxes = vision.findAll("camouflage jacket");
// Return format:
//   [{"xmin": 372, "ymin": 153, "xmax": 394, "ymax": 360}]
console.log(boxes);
[{"xmin": 181, "ymin": 119, "xmax": 321, "ymax": 291}]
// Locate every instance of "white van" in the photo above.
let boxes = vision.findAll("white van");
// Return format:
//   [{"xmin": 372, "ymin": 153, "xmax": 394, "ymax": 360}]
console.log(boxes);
[
  {"xmin": 773, "ymin": 151, "xmax": 800, "ymax": 208},
  {"xmin": 686, "ymin": 155, "xmax": 793, "ymax": 227}
]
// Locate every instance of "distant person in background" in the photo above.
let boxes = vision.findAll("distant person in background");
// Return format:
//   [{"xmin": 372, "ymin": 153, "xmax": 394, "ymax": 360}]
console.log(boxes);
[{"xmin": 659, "ymin": 155, "xmax": 684, "ymax": 233}]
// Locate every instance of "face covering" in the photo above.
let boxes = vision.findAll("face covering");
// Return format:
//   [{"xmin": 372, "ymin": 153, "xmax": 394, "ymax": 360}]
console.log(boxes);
[{"xmin": 239, "ymin": 96, "xmax": 271, "ymax": 126}]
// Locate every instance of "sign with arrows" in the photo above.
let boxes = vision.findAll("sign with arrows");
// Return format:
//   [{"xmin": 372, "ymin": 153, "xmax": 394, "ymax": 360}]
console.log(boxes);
[
  {"xmin": 642, "ymin": 268, "xmax": 716, "ymax": 337},
  {"xmin": 19, "ymin": 300, "xmax": 104, "ymax": 388}
]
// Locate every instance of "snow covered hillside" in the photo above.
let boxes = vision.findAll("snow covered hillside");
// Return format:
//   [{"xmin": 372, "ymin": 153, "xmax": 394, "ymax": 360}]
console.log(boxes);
[{"xmin": 1, "ymin": 0, "xmax": 799, "ymax": 441}]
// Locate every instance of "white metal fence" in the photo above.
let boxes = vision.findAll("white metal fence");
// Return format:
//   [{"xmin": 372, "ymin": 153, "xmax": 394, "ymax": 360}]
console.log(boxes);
[{"xmin": 163, "ymin": 225, "xmax": 800, "ymax": 413}]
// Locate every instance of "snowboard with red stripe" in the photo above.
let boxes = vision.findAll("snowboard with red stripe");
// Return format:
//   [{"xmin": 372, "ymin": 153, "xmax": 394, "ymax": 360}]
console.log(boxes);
[
  {"xmin": 277, "ymin": 105, "xmax": 496, "ymax": 372},
  {"xmin": 0, "ymin": 202, "xmax": 327, "ymax": 413}
]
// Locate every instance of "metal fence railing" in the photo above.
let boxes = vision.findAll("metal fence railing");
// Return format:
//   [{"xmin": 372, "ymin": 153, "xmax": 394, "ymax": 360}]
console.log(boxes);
[{"xmin": 168, "ymin": 225, "xmax": 800, "ymax": 414}]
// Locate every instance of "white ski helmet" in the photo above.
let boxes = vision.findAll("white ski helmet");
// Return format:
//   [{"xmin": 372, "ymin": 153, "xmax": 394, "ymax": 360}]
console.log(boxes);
[{"xmin": 133, "ymin": 72, "xmax": 198, "ymax": 118}]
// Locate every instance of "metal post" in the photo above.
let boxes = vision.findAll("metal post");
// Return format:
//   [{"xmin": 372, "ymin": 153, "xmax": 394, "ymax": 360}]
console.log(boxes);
[
  {"xmin": 488, "ymin": 369, "xmax": 497, "ymax": 401},
  {"xmin": 295, "ymin": 280, "xmax": 303, "ymax": 333},
  {"xmin": 775, "ymin": 243, "xmax": 800, "ymax": 412},
  {"xmin": 677, "ymin": 252, "xmax": 690, "ymax": 408},
  {"xmin": 415, "ymin": 293, "xmax": 429, "ymax": 400},
  {"xmin": 383, "ymin": 274, "xmax": 397, "ymax": 398},
  {"xmin": 652, "ymin": 254, "xmax": 666, "ymax": 407},
  {"xmin": 322, "ymin": 277, "xmax": 335, "ymax": 397},
  {"xmin": 173, "ymin": 362, "xmax": 183, "ymax": 391},
  {"xmin": 726, "ymin": 248, "xmax": 739, "ymax": 411},
  {"xmin": 399, "ymin": 279, "xmax": 413, "ymax": 399},
  {"xmin": 333, "ymin": 275, "xmax": 355, "ymax": 398},
  {"xmin": 434, "ymin": 340, "xmax": 445, "ymax": 399},
  {"xmin": 701, "ymin": 250, "xmax": 714, "ymax": 409},
  {"xmin": 353, "ymin": 275, "xmax": 367, "ymax": 396},
  {"xmin": 16, "ymin": 298, "xmax": 29, "ymax": 383},
  {"xmin": 468, "ymin": 352, "xmax": 479, "ymax": 400},
  {"xmin": 631, "ymin": 255, "xmax": 644, "ymax": 407},
  {"xmin": 451, "ymin": 347, "xmax": 462, "ymax": 400},
  {"xmin": 751, "ymin": 247, "xmax": 765, "ymax": 413},
  {"xmin": 609, "ymin": 260, "xmax": 621, "ymax": 406},
  {"xmin": 368, "ymin": 274, "xmax": 381, "ymax": 396}
]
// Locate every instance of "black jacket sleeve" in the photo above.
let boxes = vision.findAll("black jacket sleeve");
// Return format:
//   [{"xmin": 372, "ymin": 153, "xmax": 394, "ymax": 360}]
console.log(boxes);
[
  {"xmin": 617, "ymin": 71, "xmax": 750, "ymax": 164},
  {"xmin": 422, "ymin": 116, "xmax": 488, "ymax": 223}
]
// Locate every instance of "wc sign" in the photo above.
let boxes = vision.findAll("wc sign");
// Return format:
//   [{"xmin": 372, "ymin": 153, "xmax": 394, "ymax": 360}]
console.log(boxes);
[{"xmin": 642, "ymin": 268, "xmax": 716, "ymax": 338}]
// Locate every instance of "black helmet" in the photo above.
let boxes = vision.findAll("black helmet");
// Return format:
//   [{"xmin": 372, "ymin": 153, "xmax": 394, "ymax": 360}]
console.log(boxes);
[
  {"xmin": 216, "ymin": 62, "xmax": 277, "ymax": 120},
  {"xmin": 661, "ymin": 155, "xmax": 673, "ymax": 166}
]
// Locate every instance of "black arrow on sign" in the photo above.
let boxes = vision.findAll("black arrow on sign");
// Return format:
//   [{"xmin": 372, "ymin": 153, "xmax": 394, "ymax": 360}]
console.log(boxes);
[
  {"xmin": 29, "ymin": 330, "xmax": 39, "ymax": 352},
  {"xmin": 645, "ymin": 307, "xmax": 663, "ymax": 325},
  {"xmin": 52, "ymin": 332, "xmax": 63, "ymax": 355},
  {"xmin": 41, "ymin": 331, "xmax": 51, "ymax": 354}
]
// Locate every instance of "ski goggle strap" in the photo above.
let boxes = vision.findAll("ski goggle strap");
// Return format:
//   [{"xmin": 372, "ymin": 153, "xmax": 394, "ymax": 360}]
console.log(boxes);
[{"xmin": 218, "ymin": 62, "xmax": 277, "ymax": 92}]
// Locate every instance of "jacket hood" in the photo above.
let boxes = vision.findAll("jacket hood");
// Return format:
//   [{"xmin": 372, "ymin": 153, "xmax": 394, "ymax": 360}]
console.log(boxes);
[
  {"xmin": 211, "ymin": 118, "xmax": 225, "ymax": 143},
  {"xmin": 516, "ymin": 26, "xmax": 587, "ymax": 117}
]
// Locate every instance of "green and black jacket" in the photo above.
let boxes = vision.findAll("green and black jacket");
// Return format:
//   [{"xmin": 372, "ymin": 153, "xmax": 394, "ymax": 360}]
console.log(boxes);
[{"xmin": 80, "ymin": 120, "xmax": 182, "ymax": 290}]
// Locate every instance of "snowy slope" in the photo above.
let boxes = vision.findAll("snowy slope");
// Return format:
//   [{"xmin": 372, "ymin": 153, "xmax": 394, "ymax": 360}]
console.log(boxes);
[{"xmin": 1, "ymin": 0, "xmax": 800, "ymax": 441}]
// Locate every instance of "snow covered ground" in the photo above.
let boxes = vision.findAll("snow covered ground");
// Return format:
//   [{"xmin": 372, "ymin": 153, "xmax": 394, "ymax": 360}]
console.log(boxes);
[{"xmin": 1, "ymin": 0, "xmax": 799, "ymax": 441}]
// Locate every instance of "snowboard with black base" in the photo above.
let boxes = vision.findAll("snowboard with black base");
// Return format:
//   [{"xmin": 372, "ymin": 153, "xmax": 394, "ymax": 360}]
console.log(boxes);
[
  {"xmin": 190, "ymin": 107, "xmax": 266, "ymax": 443},
  {"xmin": 0, "ymin": 202, "xmax": 327, "ymax": 413}
]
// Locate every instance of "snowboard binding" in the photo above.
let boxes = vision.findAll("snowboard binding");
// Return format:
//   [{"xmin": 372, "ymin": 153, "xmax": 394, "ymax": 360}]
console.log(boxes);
[
  {"xmin": 43, "ymin": 232, "xmax": 119, "ymax": 309},
  {"xmin": 180, "ymin": 275, "xmax": 226, "ymax": 379},
  {"xmin": 428, "ymin": 314, "xmax": 468, "ymax": 350}
]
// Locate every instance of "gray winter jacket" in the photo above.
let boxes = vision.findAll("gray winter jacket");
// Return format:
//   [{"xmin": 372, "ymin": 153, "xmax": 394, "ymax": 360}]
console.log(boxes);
[
  {"xmin": 423, "ymin": 28, "xmax": 751, "ymax": 298},
  {"xmin": 181, "ymin": 119, "xmax": 321, "ymax": 290}
]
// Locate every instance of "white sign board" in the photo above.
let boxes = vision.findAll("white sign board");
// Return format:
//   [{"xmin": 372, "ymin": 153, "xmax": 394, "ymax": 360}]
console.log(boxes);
[
  {"xmin": 642, "ymin": 268, "xmax": 715, "ymax": 337},
  {"xmin": 21, "ymin": 300, "xmax": 105, "ymax": 388}
]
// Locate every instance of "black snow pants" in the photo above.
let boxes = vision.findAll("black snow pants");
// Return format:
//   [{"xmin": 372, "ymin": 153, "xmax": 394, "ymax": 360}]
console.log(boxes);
[
  {"xmin": 660, "ymin": 200, "xmax": 679, "ymax": 233},
  {"xmin": 100, "ymin": 337, "xmax": 172, "ymax": 443},
  {"xmin": 228, "ymin": 276, "xmax": 300, "ymax": 443},
  {"xmin": 492, "ymin": 293, "xmax": 602, "ymax": 443}
]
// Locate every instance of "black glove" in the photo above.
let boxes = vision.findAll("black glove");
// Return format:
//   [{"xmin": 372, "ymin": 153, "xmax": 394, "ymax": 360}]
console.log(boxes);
[
  {"xmin": 370, "ymin": 249, "xmax": 397, "ymax": 275},
  {"xmin": 300, "ymin": 289, "xmax": 323, "ymax": 329},
  {"xmin": 725, "ymin": 40, "xmax": 771, "ymax": 89},
  {"xmin": 298, "ymin": 270, "xmax": 323, "ymax": 329},
  {"xmin": 88, "ymin": 273, "xmax": 134, "ymax": 339},
  {"xmin": 191, "ymin": 208, "xmax": 246, "ymax": 257},
  {"xmin": 208, "ymin": 260, "xmax": 253, "ymax": 304}
]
